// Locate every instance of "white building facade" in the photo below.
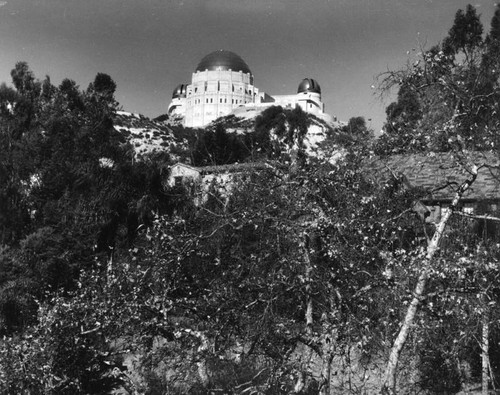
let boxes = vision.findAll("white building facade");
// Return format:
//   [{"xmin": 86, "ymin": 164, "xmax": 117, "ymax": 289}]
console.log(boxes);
[{"xmin": 167, "ymin": 50, "xmax": 331, "ymax": 127}]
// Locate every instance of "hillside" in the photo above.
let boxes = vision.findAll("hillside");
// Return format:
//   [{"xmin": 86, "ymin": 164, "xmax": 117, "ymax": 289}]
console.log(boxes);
[
  {"xmin": 113, "ymin": 111, "xmax": 185, "ymax": 160},
  {"xmin": 113, "ymin": 107, "xmax": 344, "ymax": 163}
]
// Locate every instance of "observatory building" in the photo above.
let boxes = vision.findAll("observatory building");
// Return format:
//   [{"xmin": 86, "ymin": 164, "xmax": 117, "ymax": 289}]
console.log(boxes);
[{"xmin": 168, "ymin": 50, "xmax": 331, "ymax": 127}]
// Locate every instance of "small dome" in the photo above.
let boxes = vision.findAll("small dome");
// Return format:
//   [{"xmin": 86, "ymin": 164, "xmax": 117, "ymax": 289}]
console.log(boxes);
[
  {"xmin": 297, "ymin": 78, "xmax": 321, "ymax": 94},
  {"xmin": 195, "ymin": 50, "xmax": 252, "ymax": 74},
  {"xmin": 172, "ymin": 84, "xmax": 187, "ymax": 99}
]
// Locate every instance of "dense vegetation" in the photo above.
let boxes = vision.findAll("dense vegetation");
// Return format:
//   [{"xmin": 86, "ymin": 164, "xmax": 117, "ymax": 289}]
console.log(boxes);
[
  {"xmin": 2, "ymin": 4, "xmax": 500, "ymax": 394},
  {"xmin": 376, "ymin": 4, "xmax": 500, "ymax": 155}
]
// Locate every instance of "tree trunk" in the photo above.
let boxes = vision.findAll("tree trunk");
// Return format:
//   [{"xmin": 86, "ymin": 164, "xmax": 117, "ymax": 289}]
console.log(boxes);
[
  {"xmin": 106, "ymin": 246, "xmax": 114, "ymax": 285},
  {"xmin": 381, "ymin": 270, "xmax": 428, "ymax": 394},
  {"xmin": 381, "ymin": 166, "xmax": 479, "ymax": 394},
  {"xmin": 319, "ymin": 342, "xmax": 335, "ymax": 395},
  {"xmin": 292, "ymin": 233, "xmax": 314, "ymax": 394},
  {"xmin": 293, "ymin": 371, "xmax": 306, "ymax": 393},
  {"xmin": 304, "ymin": 233, "xmax": 313, "ymax": 335},
  {"xmin": 320, "ymin": 357, "xmax": 332, "ymax": 395},
  {"xmin": 187, "ymin": 330, "xmax": 211, "ymax": 387},
  {"xmin": 482, "ymin": 310, "xmax": 490, "ymax": 395}
]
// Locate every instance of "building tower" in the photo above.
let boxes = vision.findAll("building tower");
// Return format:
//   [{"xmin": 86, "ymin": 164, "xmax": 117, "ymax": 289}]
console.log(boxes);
[{"xmin": 183, "ymin": 50, "xmax": 259, "ymax": 127}]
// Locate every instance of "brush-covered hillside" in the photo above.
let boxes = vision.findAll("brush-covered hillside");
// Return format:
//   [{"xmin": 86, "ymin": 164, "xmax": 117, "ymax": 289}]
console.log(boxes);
[
  {"xmin": 112, "ymin": 105, "xmax": 356, "ymax": 166},
  {"xmin": 113, "ymin": 111, "xmax": 179, "ymax": 159}
]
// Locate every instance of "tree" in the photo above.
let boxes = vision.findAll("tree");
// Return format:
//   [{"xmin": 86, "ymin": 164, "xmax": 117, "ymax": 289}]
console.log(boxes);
[
  {"xmin": 443, "ymin": 4, "xmax": 483, "ymax": 59},
  {"xmin": 10, "ymin": 61, "xmax": 40, "ymax": 98},
  {"xmin": 170, "ymin": 153, "xmax": 415, "ymax": 393},
  {"xmin": 192, "ymin": 123, "xmax": 249, "ymax": 166},
  {"xmin": 252, "ymin": 105, "xmax": 311, "ymax": 167},
  {"xmin": 382, "ymin": 167, "xmax": 480, "ymax": 393},
  {"xmin": 377, "ymin": 5, "xmax": 500, "ymax": 393},
  {"xmin": 1, "ymin": 146, "xmax": 419, "ymax": 393},
  {"xmin": 336, "ymin": 116, "xmax": 374, "ymax": 149},
  {"xmin": 0, "ymin": 63, "xmax": 174, "ymax": 339},
  {"xmin": 91, "ymin": 72, "xmax": 116, "ymax": 98},
  {"xmin": 376, "ymin": 4, "xmax": 500, "ymax": 155}
]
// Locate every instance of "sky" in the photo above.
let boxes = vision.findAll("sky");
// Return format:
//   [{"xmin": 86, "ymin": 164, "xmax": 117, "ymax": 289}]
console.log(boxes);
[{"xmin": 0, "ymin": 0, "xmax": 498, "ymax": 132}]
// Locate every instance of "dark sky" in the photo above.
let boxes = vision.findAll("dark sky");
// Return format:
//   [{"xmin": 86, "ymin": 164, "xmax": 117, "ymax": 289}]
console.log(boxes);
[{"xmin": 0, "ymin": 0, "xmax": 497, "ymax": 131}]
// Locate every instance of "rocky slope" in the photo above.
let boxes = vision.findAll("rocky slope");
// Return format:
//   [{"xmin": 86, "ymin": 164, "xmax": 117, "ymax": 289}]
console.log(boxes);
[{"xmin": 113, "ymin": 111, "xmax": 187, "ymax": 160}]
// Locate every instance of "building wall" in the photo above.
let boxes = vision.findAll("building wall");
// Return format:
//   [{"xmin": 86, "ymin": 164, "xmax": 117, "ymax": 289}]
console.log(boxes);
[
  {"xmin": 167, "ymin": 97, "xmax": 186, "ymax": 119},
  {"xmin": 184, "ymin": 69, "xmax": 259, "ymax": 127},
  {"xmin": 167, "ymin": 164, "xmax": 202, "ymax": 187},
  {"xmin": 272, "ymin": 92, "xmax": 324, "ymax": 115},
  {"xmin": 167, "ymin": 163, "xmax": 266, "ymax": 206}
]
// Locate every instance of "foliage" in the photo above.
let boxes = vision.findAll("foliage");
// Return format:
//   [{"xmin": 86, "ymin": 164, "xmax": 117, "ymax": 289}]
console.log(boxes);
[
  {"xmin": 5, "ymin": 7, "xmax": 500, "ymax": 392},
  {"xmin": 376, "ymin": 5, "xmax": 500, "ymax": 393},
  {"xmin": 252, "ymin": 105, "xmax": 310, "ymax": 164},
  {"xmin": 0, "ymin": 269, "xmax": 126, "ymax": 394},
  {"xmin": 1, "ymin": 149, "xmax": 416, "ymax": 393},
  {"xmin": 192, "ymin": 123, "xmax": 249, "ymax": 166},
  {"xmin": 190, "ymin": 106, "xmax": 317, "ymax": 167},
  {"xmin": 376, "ymin": 4, "xmax": 500, "ymax": 154},
  {"xmin": 0, "ymin": 63, "xmax": 173, "ymax": 338},
  {"xmin": 335, "ymin": 116, "xmax": 373, "ymax": 149}
]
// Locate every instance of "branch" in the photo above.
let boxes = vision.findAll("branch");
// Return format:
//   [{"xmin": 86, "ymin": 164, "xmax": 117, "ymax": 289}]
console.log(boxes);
[
  {"xmin": 296, "ymin": 334, "xmax": 322, "ymax": 356},
  {"xmin": 233, "ymin": 367, "xmax": 269, "ymax": 391},
  {"xmin": 454, "ymin": 211, "xmax": 500, "ymax": 223},
  {"xmin": 384, "ymin": 165, "xmax": 430, "ymax": 220},
  {"xmin": 199, "ymin": 206, "xmax": 227, "ymax": 218},
  {"xmin": 199, "ymin": 222, "xmax": 231, "ymax": 239},
  {"xmin": 243, "ymin": 333, "xmax": 261, "ymax": 357},
  {"xmin": 431, "ymin": 181, "xmax": 459, "ymax": 194},
  {"xmin": 80, "ymin": 323, "xmax": 102, "ymax": 335},
  {"xmin": 384, "ymin": 207, "xmax": 414, "ymax": 223}
]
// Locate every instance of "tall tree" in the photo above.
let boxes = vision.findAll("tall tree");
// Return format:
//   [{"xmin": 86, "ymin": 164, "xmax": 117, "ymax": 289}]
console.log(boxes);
[
  {"xmin": 443, "ymin": 4, "xmax": 483, "ymax": 59},
  {"xmin": 378, "ymin": 5, "xmax": 500, "ymax": 393},
  {"xmin": 376, "ymin": 4, "xmax": 500, "ymax": 155}
]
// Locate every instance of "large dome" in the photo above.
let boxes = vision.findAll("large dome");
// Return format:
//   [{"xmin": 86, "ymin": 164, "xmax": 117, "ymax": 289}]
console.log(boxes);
[
  {"xmin": 195, "ymin": 50, "xmax": 252, "ymax": 74},
  {"xmin": 297, "ymin": 78, "xmax": 321, "ymax": 94}
]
